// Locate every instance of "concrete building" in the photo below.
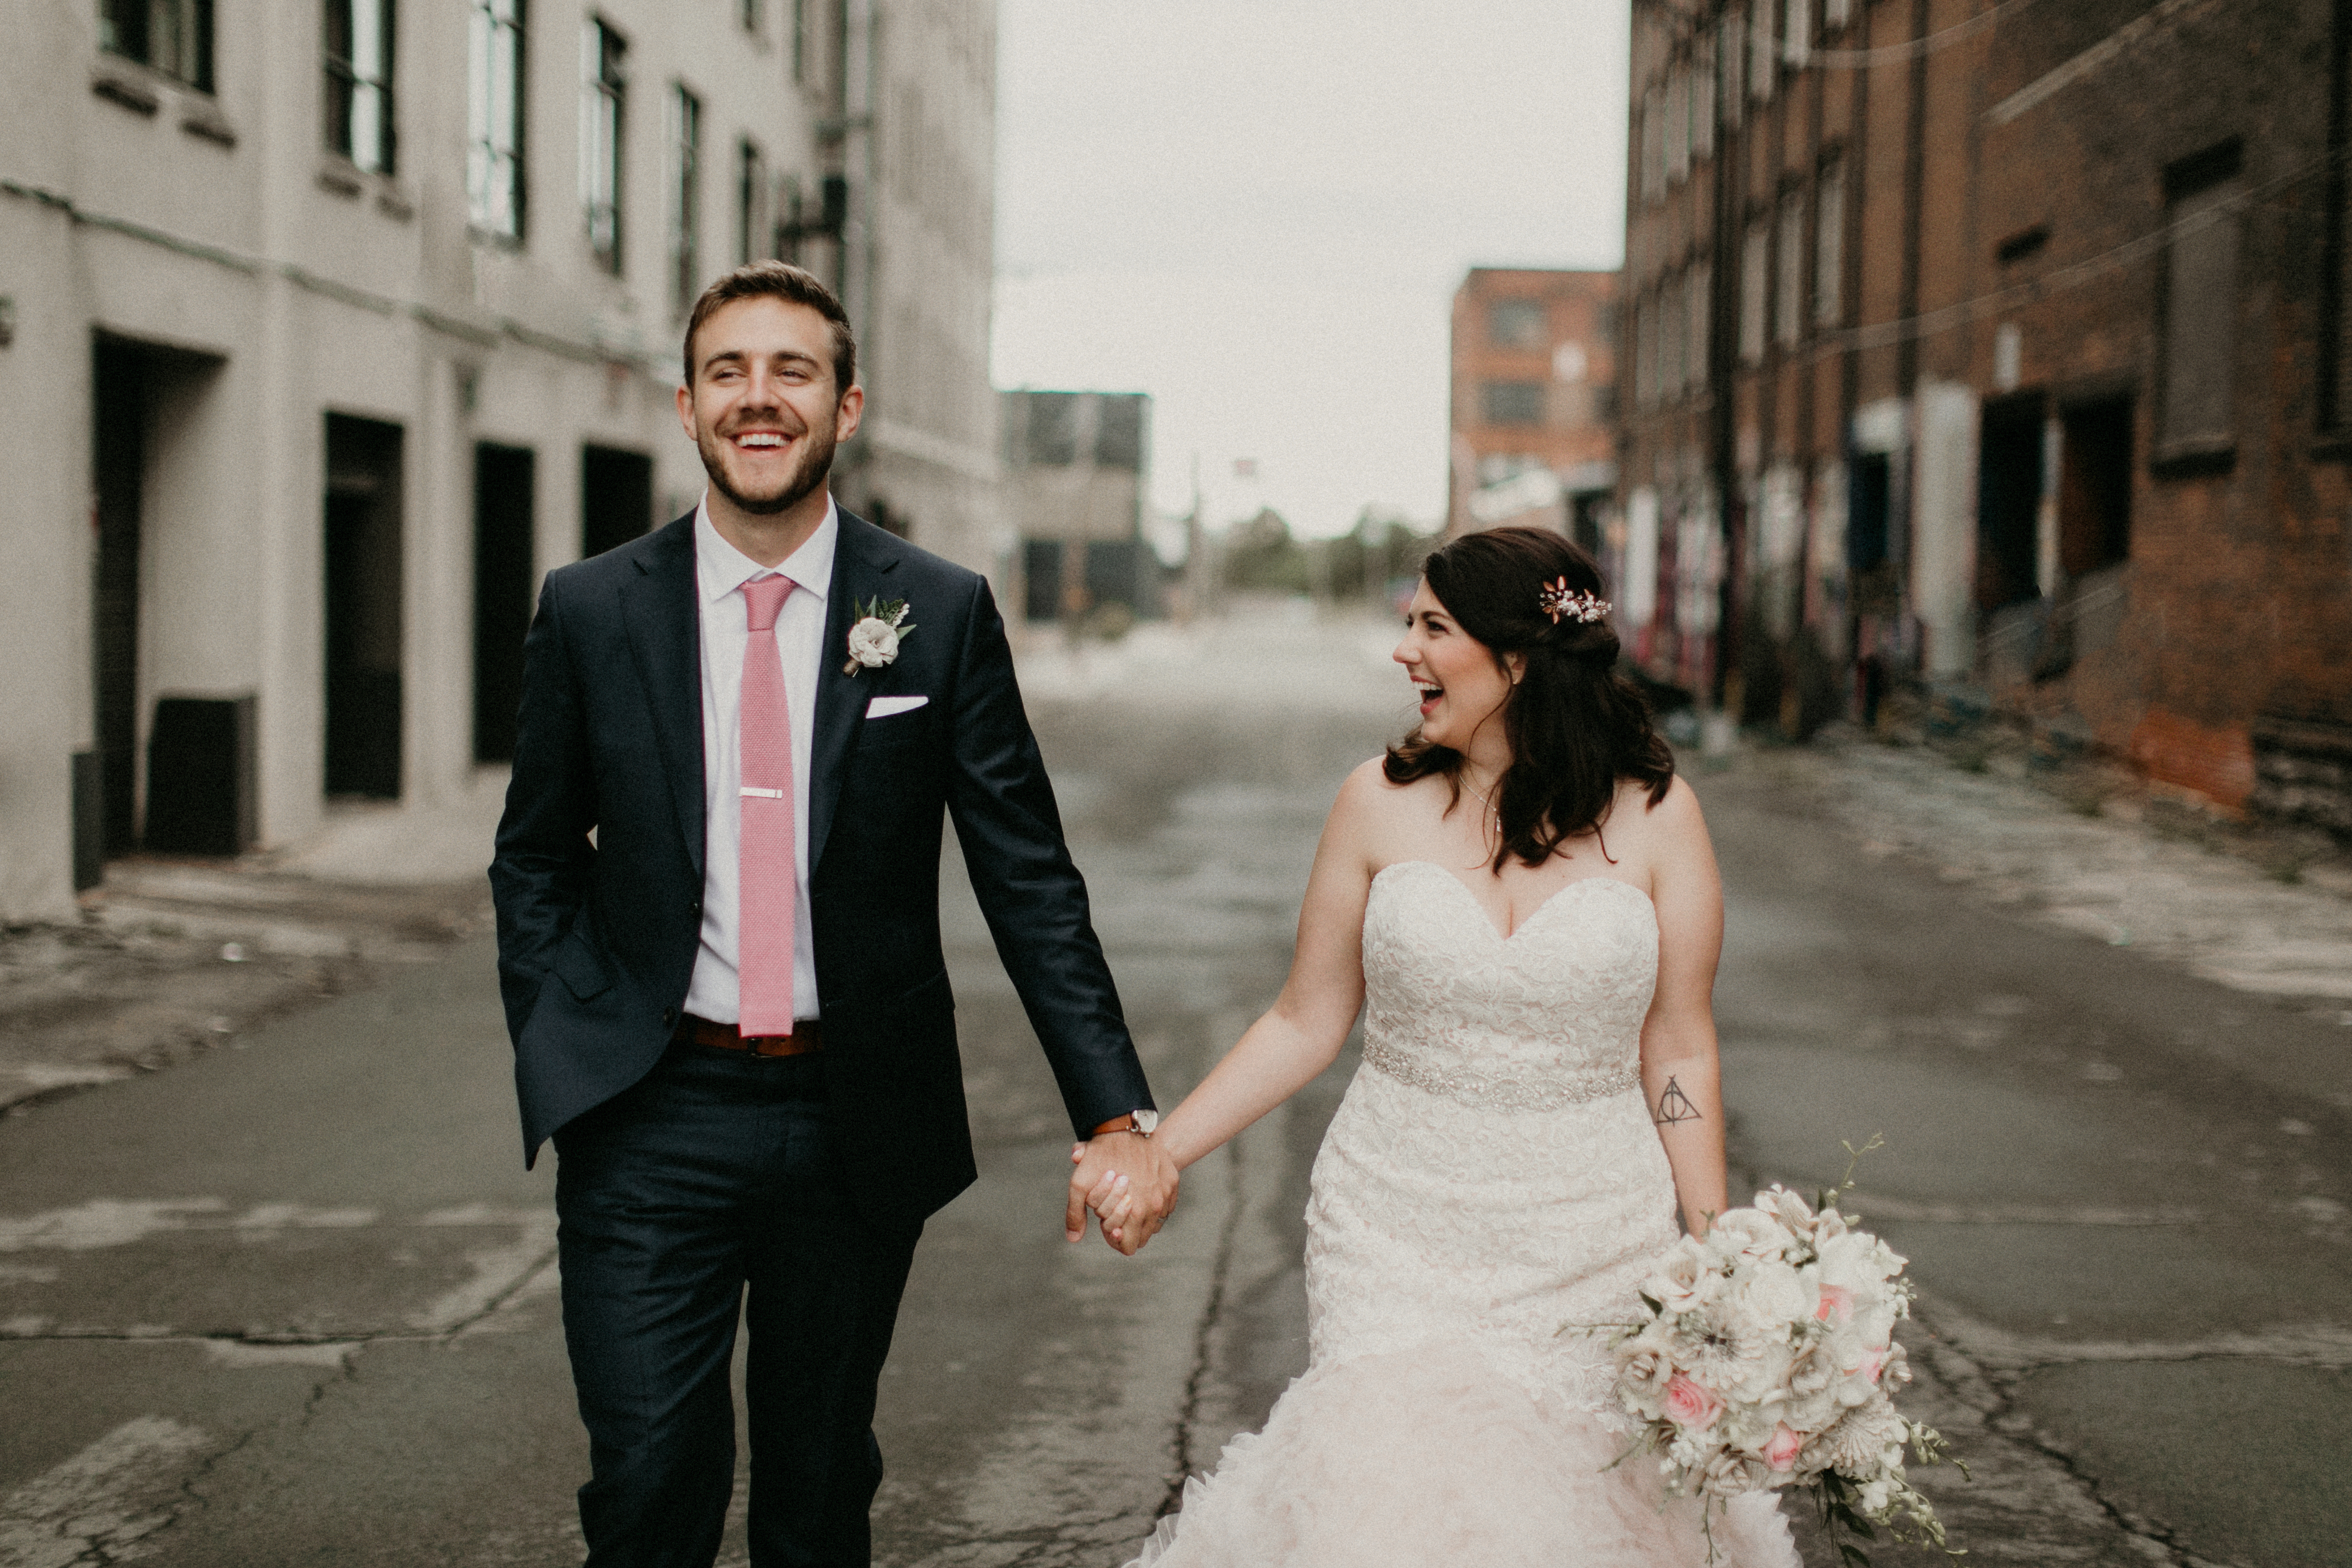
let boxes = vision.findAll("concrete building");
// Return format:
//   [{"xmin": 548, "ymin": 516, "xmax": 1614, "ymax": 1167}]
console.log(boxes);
[
  {"xmin": 1618, "ymin": 0, "xmax": 2352, "ymax": 824},
  {"xmin": 1446, "ymin": 267, "xmax": 1620, "ymax": 547},
  {"xmin": 998, "ymin": 390, "xmax": 1153, "ymax": 625},
  {"xmin": 825, "ymin": 0, "xmax": 1003, "ymax": 571},
  {"xmin": 0, "ymin": 0, "xmax": 999, "ymax": 921}
]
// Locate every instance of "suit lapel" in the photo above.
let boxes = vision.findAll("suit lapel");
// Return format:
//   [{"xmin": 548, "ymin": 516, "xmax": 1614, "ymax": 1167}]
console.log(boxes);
[
  {"xmin": 621, "ymin": 516, "xmax": 708, "ymax": 878},
  {"xmin": 808, "ymin": 510, "xmax": 899, "ymax": 874}
]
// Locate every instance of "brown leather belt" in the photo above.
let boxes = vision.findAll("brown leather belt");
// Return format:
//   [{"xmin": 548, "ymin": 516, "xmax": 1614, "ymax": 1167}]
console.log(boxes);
[{"xmin": 675, "ymin": 1013, "xmax": 824, "ymax": 1057}]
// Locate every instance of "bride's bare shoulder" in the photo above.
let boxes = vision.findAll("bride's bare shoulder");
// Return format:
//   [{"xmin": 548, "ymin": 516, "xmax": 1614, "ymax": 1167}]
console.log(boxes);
[{"xmin": 1326, "ymin": 757, "xmax": 1434, "ymax": 839}]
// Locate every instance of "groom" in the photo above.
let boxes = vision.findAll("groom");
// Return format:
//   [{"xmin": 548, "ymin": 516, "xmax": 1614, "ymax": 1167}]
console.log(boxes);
[{"xmin": 491, "ymin": 261, "xmax": 1178, "ymax": 1567}]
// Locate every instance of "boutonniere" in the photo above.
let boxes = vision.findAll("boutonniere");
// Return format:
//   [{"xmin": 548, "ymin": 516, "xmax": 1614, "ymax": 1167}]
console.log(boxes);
[{"xmin": 843, "ymin": 596, "xmax": 916, "ymax": 675}]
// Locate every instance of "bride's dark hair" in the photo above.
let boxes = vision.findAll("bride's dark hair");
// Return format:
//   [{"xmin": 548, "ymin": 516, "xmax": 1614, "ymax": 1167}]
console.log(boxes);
[{"xmin": 1383, "ymin": 526, "xmax": 1674, "ymax": 871}]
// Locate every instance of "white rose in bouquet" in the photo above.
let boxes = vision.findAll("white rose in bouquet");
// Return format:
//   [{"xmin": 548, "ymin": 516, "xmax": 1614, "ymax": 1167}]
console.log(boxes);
[
  {"xmin": 1708, "ymin": 1208, "xmax": 1792, "ymax": 1267},
  {"xmin": 1643, "ymin": 1234, "xmax": 1717, "ymax": 1314}
]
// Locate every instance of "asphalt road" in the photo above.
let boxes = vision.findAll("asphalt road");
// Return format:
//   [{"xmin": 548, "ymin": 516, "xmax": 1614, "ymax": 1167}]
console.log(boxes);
[{"xmin": 1, "ymin": 616, "xmax": 2344, "ymax": 1567}]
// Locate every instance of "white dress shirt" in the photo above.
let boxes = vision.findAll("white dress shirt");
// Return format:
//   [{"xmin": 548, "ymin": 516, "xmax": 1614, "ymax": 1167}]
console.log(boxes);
[{"xmin": 682, "ymin": 493, "xmax": 836, "ymax": 1025}]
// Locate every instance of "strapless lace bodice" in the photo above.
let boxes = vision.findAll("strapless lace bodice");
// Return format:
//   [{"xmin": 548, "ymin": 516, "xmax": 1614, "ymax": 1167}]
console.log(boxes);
[
  {"xmin": 1128, "ymin": 854, "xmax": 1798, "ymax": 1568},
  {"xmin": 1358, "ymin": 861, "xmax": 1655, "ymax": 1111}
]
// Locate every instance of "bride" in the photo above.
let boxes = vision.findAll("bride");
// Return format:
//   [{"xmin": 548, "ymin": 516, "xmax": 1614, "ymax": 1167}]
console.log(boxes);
[{"xmin": 1090, "ymin": 526, "xmax": 1797, "ymax": 1566}]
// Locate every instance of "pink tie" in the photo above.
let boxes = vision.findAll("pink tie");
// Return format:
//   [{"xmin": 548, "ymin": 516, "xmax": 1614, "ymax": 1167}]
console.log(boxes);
[{"xmin": 738, "ymin": 575, "xmax": 798, "ymax": 1036}]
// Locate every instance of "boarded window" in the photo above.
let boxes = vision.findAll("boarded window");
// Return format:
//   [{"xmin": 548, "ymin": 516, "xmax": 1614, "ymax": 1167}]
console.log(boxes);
[
  {"xmin": 1640, "ymin": 86, "xmax": 1666, "ymax": 202},
  {"xmin": 1814, "ymin": 165, "xmax": 1844, "ymax": 326},
  {"xmin": 1740, "ymin": 223, "xmax": 1769, "ymax": 364},
  {"xmin": 1776, "ymin": 195, "xmax": 1805, "ymax": 348},
  {"xmin": 1692, "ymin": 34, "xmax": 1716, "ymax": 159},
  {"xmin": 1719, "ymin": 14, "xmax": 1744, "ymax": 129},
  {"xmin": 1749, "ymin": 0, "xmax": 1776, "ymax": 104},
  {"xmin": 1483, "ymin": 380, "xmax": 1547, "ymax": 427},
  {"xmin": 1665, "ymin": 69, "xmax": 1690, "ymax": 184},
  {"xmin": 1687, "ymin": 261, "xmax": 1712, "ymax": 385},
  {"xmin": 1661, "ymin": 273, "xmax": 1686, "ymax": 397},
  {"xmin": 2158, "ymin": 144, "xmax": 2242, "ymax": 457}
]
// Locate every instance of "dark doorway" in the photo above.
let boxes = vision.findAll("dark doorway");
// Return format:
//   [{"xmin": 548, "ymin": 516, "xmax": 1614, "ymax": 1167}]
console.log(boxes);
[
  {"xmin": 2059, "ymin": 398, "xmax": 2133, "ymax": 576},
  {"xmin": 1976, "ymin": 396, "xmax": 2043, "ymax": 611},
  {"xmin": 91, "ymin": 339, "xmax": 147, "ymax": 859},
  {"xmin": 1022, "ymin": 538, "xmax": 1064, "ymax": 621},
  {"xmin": 581, "ymin": 444, "xmax": 653, "ymax": 558},
  {"xmin": 1847, "ymin": 453, "xmax": 1892, "ymax": 576},
  {"xmin": 324, "ymin": 413, "xmax": 404, "ymax": 799},
  {"xmin": 473, "ymin": 443, "xmax": 535, "ymax": 764}
]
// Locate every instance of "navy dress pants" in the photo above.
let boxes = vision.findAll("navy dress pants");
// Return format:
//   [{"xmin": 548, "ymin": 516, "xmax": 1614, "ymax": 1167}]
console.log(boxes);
[{"xmin": 553, "ymin": 1045, "xmax": 921, "ymax": 1568}]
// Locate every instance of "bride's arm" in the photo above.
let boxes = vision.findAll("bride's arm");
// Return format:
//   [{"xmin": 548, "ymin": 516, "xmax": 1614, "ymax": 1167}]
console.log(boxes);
[
  {"xmin": 1637, "ymin": 777, "xmax": 1731, "ymax": 1236},
  {"xmin": 1149, "ymin": 762, "xmax": 1382, "ymax": 1173}
]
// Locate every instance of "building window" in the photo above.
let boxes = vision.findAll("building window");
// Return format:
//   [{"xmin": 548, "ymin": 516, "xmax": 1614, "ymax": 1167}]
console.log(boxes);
[
  {"xmin": 324, "ymin": 0, "xmax": 396, "ymax": 173},
  {"xmin": 668, "ymin": 84, "xmax": 703, "ymax": 317},
  {"xmin": 1719, "ymin": 12, "xmax": 1744, "ymax": 131},
  {"xmin": 1825, "ymin": 0, "xmax": 1851, "ymax": 30},
  {"xmin": 1783, "ymin": 0, "xmax": 1812, "ymax": 67},
  {"xmin": 1687, "ymin": 261, "xmax": 1712, "ymax": 387},
  {"xmin": 581, "ymin": 18, "xmax": 626, "ymax": 273},
  {"xmin": 100, "ymin": 0, "xmax": 213, "ymax": 90},
  {"xmin": 1775, "ymin": 194, "xmax": 1805, "ymax": 349},
  {"xmin": 1749, "ymin": 0, "xmax": 1776, "ymax": 105},
  {"xmin": 467, "ymin": 0, "xmax": 526, "ymax": 241},
  {"xmin": 1692, "ymin": 33, "xmax": 1716, "ymax": 160},
  {"xmin": 740, "ymin": 0, "xmax": 763, "ymax": 34},
  {"xmin": 1489, "ymin": 298, "xmax": 1547, "ymax": 350},
  {"xmin": 2157, "ymin": 141, "xmax": 2244, "ymax": 460},
  {"xmin": 1814, "ymin": 164, "xmax": 1845, "ymax": 327},
  {"xmin": 1482, "ymin": 380, "xmax": 1548, "ymax": 427},
  {"xmin": 1640, "ymin": 85, "xmax": 1665, "ymax": 203},
  {"xmin": 792, "ymin": 0, "xmax": 809, "ymax": 83},
  {"xmin": 1635, "ymin": 294, "xmax": 1656, "ymax": 409},
  {"xmin": 735, "ymin": 138, "xmax": 765, "ymax": 265},
  {"xmin": 1665, "ymin": 68, "xmax": 1690, "ymax": 184},
  {"xmin": 1740, "ymin": 222, "xmax": 1769, "ymax": 365}
]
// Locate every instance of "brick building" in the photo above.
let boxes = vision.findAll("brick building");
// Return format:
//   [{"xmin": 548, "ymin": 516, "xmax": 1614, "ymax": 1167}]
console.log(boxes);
[
  {"xmin": 1617, "ymin": 0, "xmax": 2352, "ymax": 824},
  {"xmin": 1447, "ymin": 268, "xmax": 1620, "ymax": 548}
]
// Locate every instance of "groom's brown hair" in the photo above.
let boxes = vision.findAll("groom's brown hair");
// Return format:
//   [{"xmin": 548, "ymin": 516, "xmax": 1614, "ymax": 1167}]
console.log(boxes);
[{"xmin": 682, "ymin": 261, "xmax": 858, "ymax": 393}]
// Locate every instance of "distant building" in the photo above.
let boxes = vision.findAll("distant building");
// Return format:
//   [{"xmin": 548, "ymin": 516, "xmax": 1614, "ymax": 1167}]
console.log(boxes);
[
  {"xmin": 998, "ymin": 390, "xmax": 1152, "ymax": 624},
  {"xmin": 1620, "ymin": 0, "xmax": 2352, "ymax": 826},
  {"xmin": 0, "ymin": 0, "xmax": 998, "ymax": 922},
  {"xmin": 1446, "ymin": 268, "xmax": 1621, "ymax": 549}
]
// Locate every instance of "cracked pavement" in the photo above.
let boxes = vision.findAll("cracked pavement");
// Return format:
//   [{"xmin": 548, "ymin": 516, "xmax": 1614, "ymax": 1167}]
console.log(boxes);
[{"xmin": 1, "ymin": 610, "xmax": 2345, "ymax": 1565}]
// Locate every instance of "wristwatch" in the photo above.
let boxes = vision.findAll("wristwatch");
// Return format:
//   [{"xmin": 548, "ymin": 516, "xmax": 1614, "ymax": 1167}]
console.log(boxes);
[{"xmin": 1092, "ymin": 1109, "xmax": 1159, "ymax": 1138}]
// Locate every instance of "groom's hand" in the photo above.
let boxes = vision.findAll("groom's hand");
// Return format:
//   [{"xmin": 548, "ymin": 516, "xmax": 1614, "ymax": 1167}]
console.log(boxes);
[{"xmin": 1065, "ymin": 1130, "xmax": 1178, "ymax": 1254}]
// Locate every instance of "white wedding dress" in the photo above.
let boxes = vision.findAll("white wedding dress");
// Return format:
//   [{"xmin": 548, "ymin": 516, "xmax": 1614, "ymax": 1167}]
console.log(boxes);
[{"xmin": 1128, "ymin": 859, "xmax": 1799, "ymax": 1567}]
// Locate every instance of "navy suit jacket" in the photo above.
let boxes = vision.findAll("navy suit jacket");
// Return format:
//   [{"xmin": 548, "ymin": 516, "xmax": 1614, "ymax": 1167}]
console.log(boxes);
[{"xmin": 489, "ymin": 507, "xmax": 1152, "ymax": 1228}]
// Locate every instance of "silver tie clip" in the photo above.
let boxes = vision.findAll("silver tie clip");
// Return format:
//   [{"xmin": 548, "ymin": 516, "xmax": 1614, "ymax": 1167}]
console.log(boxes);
[{"xmin": 739, "ymin": 786, "xmax": 786, "ymax": 799}]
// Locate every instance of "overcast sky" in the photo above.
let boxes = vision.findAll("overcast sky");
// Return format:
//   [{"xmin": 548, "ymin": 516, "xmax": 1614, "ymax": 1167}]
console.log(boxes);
[{"xmin": 990, "ymin": 0, "xmax": 1632, "ymax": 539}]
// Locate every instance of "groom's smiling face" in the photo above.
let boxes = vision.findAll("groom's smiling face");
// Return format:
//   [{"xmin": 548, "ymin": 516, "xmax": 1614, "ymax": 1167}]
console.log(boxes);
[{"xmin": 677, "ymin": 296, "xmax": 864, "ymax": 517}]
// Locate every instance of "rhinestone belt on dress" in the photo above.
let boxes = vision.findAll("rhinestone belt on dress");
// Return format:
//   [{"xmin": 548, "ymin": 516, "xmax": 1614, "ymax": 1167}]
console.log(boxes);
[{"xmin": 1362, "ymin": 1037, "xmax": 1640, "ymax": 1111}]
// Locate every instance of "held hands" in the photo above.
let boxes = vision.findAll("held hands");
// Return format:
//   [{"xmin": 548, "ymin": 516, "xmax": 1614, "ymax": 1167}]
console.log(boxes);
[{"xmin": 1064, "ymin": 1131, "xmax": 1179, "ymax": 1255}]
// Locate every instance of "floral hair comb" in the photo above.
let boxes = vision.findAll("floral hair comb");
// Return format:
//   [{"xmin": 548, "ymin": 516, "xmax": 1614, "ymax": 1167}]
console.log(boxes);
[{"xmin": 1538, "ymin": 576, "xmax": 1611, "ymax": 625}]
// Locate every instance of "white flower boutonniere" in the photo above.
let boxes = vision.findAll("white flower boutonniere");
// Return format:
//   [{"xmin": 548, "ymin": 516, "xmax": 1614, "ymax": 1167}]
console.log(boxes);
[{"xmin": 843, "ymin": 596, "xmax": 916, "ymax": 675}]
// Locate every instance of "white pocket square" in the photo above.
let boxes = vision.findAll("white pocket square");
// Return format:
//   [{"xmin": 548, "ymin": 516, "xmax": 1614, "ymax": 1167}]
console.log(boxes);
[{"xmin": 865, "ymin": 694, "xmax": 929, "ymax": 719}]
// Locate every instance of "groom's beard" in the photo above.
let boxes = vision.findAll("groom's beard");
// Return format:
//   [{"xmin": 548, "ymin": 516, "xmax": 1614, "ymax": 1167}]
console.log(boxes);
[{"xmin": 696, "ymin": 409, "xmax": 840, "ymax": 517}]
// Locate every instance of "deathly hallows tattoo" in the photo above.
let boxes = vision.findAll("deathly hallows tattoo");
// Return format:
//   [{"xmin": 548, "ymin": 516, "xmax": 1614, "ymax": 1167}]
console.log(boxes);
[{"xmin": 1654, "ymin": 1076, "xmax": 1702, "ymax": 1126}]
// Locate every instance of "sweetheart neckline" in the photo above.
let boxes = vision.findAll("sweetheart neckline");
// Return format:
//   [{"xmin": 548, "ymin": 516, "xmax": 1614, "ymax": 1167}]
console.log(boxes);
[{"xmin": 1371, "ymin": 859, "xmax": 1653, "ymax": 944}]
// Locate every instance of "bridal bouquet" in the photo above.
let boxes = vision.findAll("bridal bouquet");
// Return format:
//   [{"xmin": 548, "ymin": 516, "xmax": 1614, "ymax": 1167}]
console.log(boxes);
[{"xmin": 1605, "ymin": 1143, "xmax": 1959, "ymax": 1562}]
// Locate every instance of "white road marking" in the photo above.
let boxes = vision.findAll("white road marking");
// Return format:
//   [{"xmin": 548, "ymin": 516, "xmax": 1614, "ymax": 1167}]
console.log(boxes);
[{"xmin": 0, "ymin": 1415, "xmax": 208, "ymax": 1568}]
